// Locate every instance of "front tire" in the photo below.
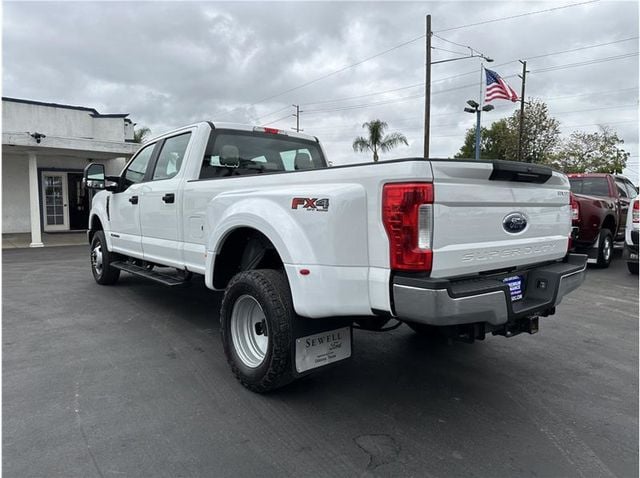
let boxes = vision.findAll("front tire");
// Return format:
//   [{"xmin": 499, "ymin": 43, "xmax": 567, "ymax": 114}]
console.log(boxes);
[
  {"xmin": 596, "ymin": 229, "xmax": 613, "ymax": 268},
  {"xmin": 220, "ymin": 269, "xmax": 295, "ymax": 393},
  {"xmin": 628, "ymin": 262, "xmax": 639, "ymax": 275},
  {"xmin": 90, "ymin": 231, "xmax": 120, "ymax": 285}
]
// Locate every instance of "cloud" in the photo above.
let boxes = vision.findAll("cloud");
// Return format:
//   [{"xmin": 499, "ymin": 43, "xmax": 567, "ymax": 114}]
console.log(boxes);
[{"xmin": 3, "ymin": 1, "xmax": 638, "ymax": 179}]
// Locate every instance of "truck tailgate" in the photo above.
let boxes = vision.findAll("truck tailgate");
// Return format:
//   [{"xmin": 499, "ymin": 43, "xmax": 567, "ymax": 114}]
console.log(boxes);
[{"xmin": 430, "ymin": 160, "xmax": 571, "ymax": 278}]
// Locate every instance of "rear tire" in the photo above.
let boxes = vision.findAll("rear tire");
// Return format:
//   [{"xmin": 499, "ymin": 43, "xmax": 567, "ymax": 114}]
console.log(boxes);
[
  {"xmin": 220, "ymin": 269, "xmax": 295, "ymax": 393},
  {"xmin": 90, "ymin": 231, "xmax": 120, "ymax": 285},
  {"xmin": 596, "ymin": 229, "xmax": 613, "ymax": 268},
  {"xmin": 628, "ymin": 262, "xmax": 639, "ymax": 275}
]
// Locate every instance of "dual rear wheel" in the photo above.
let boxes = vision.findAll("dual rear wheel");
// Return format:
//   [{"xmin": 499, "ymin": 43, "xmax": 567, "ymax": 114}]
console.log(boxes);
[{"xmin": 220, "ymin": 269, "xmax": 295, "ymax": 393}]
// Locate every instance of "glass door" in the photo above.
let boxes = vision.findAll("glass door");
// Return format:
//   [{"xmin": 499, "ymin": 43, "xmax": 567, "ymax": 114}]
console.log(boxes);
[{"xmin": 41, "ymin": 172, "xmax": 69, "ymax": 231}]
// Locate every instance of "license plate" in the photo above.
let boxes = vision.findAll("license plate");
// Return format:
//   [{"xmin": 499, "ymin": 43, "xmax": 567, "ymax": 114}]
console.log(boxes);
[
  {"xmin": 630, "ymin": 253, "xmax": 638, "ymax": 260},
  {"xmin": 503, "ymin": 275, "xmax": 523, "ymax": 302},
  {"xmin": 295, "ymin": 326, "xmax": 351, "ymax": 373}
]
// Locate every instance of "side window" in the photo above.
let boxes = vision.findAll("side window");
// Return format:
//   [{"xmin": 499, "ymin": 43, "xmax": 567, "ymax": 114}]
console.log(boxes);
[
  {"xmin": 624, "ymin": 180, "xmax": 638, "ymax": 199},
  {"xmin": 280, "ymin": 149, "xmax": 314, "ymax": 171},
  {"xmin": 124, "ymin": 144, "xmax": 155, "ymax": 187},
  {"xmin": 615, "ymin": 178, "xmax": 629, "ymax": 198},
  {"xmin": 152, "ymin": 133, "xmax": 191, "ymax": 181}
]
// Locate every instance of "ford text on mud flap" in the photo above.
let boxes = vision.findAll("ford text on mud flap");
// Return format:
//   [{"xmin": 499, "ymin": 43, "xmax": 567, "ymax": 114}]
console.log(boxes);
[
  {"xmin": 295, "ymin": 327, "xmax": 352, "ymax": 374},
  {"xmin": 84, "ymin": 122, "xmax": 587, "ymax": 392}
]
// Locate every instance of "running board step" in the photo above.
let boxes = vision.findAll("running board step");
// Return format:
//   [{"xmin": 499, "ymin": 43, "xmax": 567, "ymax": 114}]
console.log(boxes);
[{"xmin": 111, "ymin": 261, "xmax": 187, "ymax": 286}]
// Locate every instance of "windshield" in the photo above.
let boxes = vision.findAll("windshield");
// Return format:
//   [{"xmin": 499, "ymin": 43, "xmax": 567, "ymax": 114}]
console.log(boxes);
[
  {"xmin": 200, "ymin": 130, "xmax": 326, "ymax": 179},
  {"xmin": 569, "ymin": 178, "xmax": 610, "ymax": 197}
]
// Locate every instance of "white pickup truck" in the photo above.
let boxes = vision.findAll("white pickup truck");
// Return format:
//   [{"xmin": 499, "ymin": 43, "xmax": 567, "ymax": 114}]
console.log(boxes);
[{"xmin": 84, "ymin": 121, "xmax": 587, "ymax": 392}]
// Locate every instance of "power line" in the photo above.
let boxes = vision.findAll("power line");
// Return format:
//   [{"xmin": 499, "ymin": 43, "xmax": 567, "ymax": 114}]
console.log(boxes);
[
  {"xmin": 310, "ymin": 104, "xmax": 637, "ymax": 136},
  {"xmin": 431, "ymin": 36, "xmax": 638, "ymax": 84},
  {"xmin": 435, "ymin": 0, "xmax": 601, "ymax": 33},
  {"xmin": 260, "ymin": 114, "xmax": 292, "ymax": 126},
  {"xmin": 532, "ymin": 52, "xmax": 639, "ymax": 73},
  {"xmin": 295, "ymin": 37, "xmax": 637, "ymax": 111},
  {"xmin": 252, "ymin": 0, "xmax": 604, "ymax": 107},
  {"xmin": 301, "ymin": 83, "xmax": 424, "ymax": 107},
  {"xmin": 432, "ymin": 46, "xmax": 473, "ymax": 57},
  {"xmin": 254, "ymin": 105, "xmax": 291, "ymax": 122},
  {"xmin": 303, "ymin": 79, "xmax": 504, "ymax": 114},
  {"xmin": 544, "ymin": 87, "xmax": 638, "ymax": 101},
  {"xmin": 252, "ymin": 33, "xmax": 425, "ymax": 105},
  {"xmin": 431, "ymin": 33, "xmax": 490, "ymax": 59},
  {"xmin": 559, "ymin": 119, "xmax": 638, "ymax": 128},
  {"xmin": 525, "ymin": 36, "xmax": 638, "ymax": 61}
]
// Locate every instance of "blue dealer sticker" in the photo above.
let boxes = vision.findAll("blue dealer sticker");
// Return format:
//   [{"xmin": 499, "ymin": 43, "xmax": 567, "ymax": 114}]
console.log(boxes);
[{"xmin": 503, "ymin": 275, "xmax": 523, "ymax": 302}]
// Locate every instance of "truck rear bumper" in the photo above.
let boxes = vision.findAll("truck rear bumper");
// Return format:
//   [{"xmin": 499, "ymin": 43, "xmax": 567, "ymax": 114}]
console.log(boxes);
[
  {"xmin": 623, "ymin": 240, "xmax": 638, "ymax": 263},
  {"xmin": 392, "ymin": 254, "xmax": 587, "ymax": 327}
]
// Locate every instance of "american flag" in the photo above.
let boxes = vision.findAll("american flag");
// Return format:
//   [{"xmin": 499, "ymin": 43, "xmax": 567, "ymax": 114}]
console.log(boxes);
[{"xmin": 484, "ymin": 68, "xmax": 519, "ymax": 103}]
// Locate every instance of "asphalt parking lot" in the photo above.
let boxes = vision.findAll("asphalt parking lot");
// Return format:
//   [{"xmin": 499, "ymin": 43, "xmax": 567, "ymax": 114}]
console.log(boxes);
[{"xmin": 3, "ymin": 246, "xmax": 638, "ymax": 477}]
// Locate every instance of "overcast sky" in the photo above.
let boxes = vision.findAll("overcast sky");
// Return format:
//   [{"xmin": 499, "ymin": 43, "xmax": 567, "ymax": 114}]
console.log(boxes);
[{"xmin": 3, "ymin": 1, "xmax": 639, "ymax": 180}]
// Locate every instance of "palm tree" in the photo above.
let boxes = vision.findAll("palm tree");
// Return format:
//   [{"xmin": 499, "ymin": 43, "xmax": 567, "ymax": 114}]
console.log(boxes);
[
  {"xmin": 133, "ymin": 126, "xmax": 151, "ymax": 143},
  {"xmin": 352, "ymin": 120, "xmax": 408, "ymax": 162}
]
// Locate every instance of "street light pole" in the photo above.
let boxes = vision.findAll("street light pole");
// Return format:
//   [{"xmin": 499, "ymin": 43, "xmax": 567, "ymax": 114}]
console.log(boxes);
[
  {"xmin": 474, "ymin": 109, "xmax": 482, "ymax": 161},
  {"xmin": 464, "ymin": 100, "xmax": 494, "ymax": 160},
  {"xmin": 423, "ymin": 14, "xmax": 431, "ymax": 160}
]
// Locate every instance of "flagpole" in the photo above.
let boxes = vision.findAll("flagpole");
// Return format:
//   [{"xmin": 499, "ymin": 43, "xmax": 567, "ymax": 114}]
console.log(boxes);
[{"xmin": 475, "ymin": 64, "xmax": 484, "ymax": 161}]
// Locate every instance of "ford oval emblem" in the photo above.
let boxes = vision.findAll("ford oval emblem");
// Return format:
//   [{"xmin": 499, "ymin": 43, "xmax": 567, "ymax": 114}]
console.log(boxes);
[{"xmin": 503, "ymin": 212, "xmax": 528, "ymax": 234}]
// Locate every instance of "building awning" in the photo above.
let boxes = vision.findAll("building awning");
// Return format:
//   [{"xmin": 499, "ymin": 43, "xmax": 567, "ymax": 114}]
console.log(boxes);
[{"xmin": 2, "ymin": 132, "xmax": 139, "ymax": 160}]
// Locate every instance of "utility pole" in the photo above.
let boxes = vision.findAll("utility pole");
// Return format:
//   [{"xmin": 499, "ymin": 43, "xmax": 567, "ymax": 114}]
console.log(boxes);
[
  {"xmin": 292, "ymin": 104, "xmax": 303, "ymax": 132},
  {"xmin": 423, "ymin": 14, "xmax": 431, "ymax": 160},
  {"xmin": 517, "ymin": 60, "xmax": 528, "ymax": 162}
]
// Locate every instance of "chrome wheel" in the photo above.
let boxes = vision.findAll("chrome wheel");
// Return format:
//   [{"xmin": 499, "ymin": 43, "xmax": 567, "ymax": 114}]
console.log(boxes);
[
  {"xmin": 91, "ymin": 244, "xmax": 103, "ymax": 276},
  {"xmin": 603, "ymin": 236, "xmax": 612, "ymax": 262},
  {"xmin": 230, "ymin": 295, "xmax": 269, "ymax": 368}
]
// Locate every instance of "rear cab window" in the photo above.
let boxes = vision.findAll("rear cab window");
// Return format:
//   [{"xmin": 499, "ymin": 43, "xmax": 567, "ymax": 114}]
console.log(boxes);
[
  {"xmin": 200, "ymin": 130, "xmax": 326, "ymax": 179},
  {"xmin": 624, "ymin": 179, "xmax": 638, "ymax": 199},
  {"xmin": 614, "ymin": 177, "xmax": 629, "ymax": 198},
  {"xmin": 569, "ymin": 177, "xmax": 610, "ymax": 197}
]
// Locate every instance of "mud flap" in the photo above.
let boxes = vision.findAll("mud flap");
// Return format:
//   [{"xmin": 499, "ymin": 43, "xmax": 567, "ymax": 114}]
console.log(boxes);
[{"xmin": 291, "ymin": 317, "xmax": 353, "ymax": 378}]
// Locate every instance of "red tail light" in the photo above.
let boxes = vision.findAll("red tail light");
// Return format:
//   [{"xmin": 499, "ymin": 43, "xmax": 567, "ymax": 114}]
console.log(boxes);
[
  {"xmin": 382, "ymin": 183, "xmax": 433, "ymax": 271},
  {"xmin": 570, "ymin": 192, "xmax": 579, "ymax": 222},
  {"xmin": 633, "ymin": 200, "xmax": 639, "ymax": 225},
  {"xmin": 253, "ymin": 126, "xmax": 286, "ymax": 135}
]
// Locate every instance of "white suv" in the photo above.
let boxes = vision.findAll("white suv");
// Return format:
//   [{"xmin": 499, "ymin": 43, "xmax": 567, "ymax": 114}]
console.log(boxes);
[{"xmin": 624, "ymin": 197, "xmax": 639, "ymax": 274}]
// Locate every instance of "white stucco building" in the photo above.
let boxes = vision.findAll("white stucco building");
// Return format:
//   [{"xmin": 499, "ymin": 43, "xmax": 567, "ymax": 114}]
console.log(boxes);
[{"xmin": 2, "ymin": 97, "xmax": 140, "ymax": 246}]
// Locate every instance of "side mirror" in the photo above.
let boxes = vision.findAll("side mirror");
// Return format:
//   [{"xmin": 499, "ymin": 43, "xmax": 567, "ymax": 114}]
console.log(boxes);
[{"xmin": 83, "ymin": 163, "xmax": 106, "ymax": 190}]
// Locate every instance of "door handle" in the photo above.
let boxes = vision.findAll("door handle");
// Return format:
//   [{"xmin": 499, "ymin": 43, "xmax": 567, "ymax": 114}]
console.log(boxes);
[
  {"xmin": 162, "ymin": 193, "xmax": 175, "ymax": 204},
  {"xmin": 129, "ymin": 195, "xmax": 139, "ymax": 205}
]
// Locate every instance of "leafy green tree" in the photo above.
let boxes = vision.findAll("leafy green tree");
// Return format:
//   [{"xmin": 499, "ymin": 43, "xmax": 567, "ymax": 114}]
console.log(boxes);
[
  {"xmin": 133, "ymin": 126, "xmax": 151, "ymax": 143},
  {"xmin": 547, "ymin": 126, "xmax": 629, "ymax": 173},
  {"xmin": 454, "ymin": 118, "xmax": 511, "ymax": 160},
  {"xmin": 353, "ymin": 120, "xmax": 408, "ymax": 162},
  {"xmin": 454, "ymin": 99, "xmax": 560, "ymax": 163},
  {"xmin": 507, "ymin": 100, "xmax": 561, "ymax": 164}
]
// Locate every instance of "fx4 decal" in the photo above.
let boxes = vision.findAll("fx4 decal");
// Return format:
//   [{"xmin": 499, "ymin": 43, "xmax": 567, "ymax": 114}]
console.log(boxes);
[{"xmin": 291, "ymin": 197, "xmax": 330, "ymax": 212}]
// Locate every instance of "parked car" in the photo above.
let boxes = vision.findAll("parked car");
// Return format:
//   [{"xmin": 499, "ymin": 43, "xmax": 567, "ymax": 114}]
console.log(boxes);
[
  {"xmin": 83, "ymin": 122, "xmax": 587, "ymax": 392},
  {"xmin": 623, "ymin": 197, "xmax": 639, "ymax": 274},
  {"xmin": 568, "ymin": 173, "xmax": 638, "ymax": 267}
]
